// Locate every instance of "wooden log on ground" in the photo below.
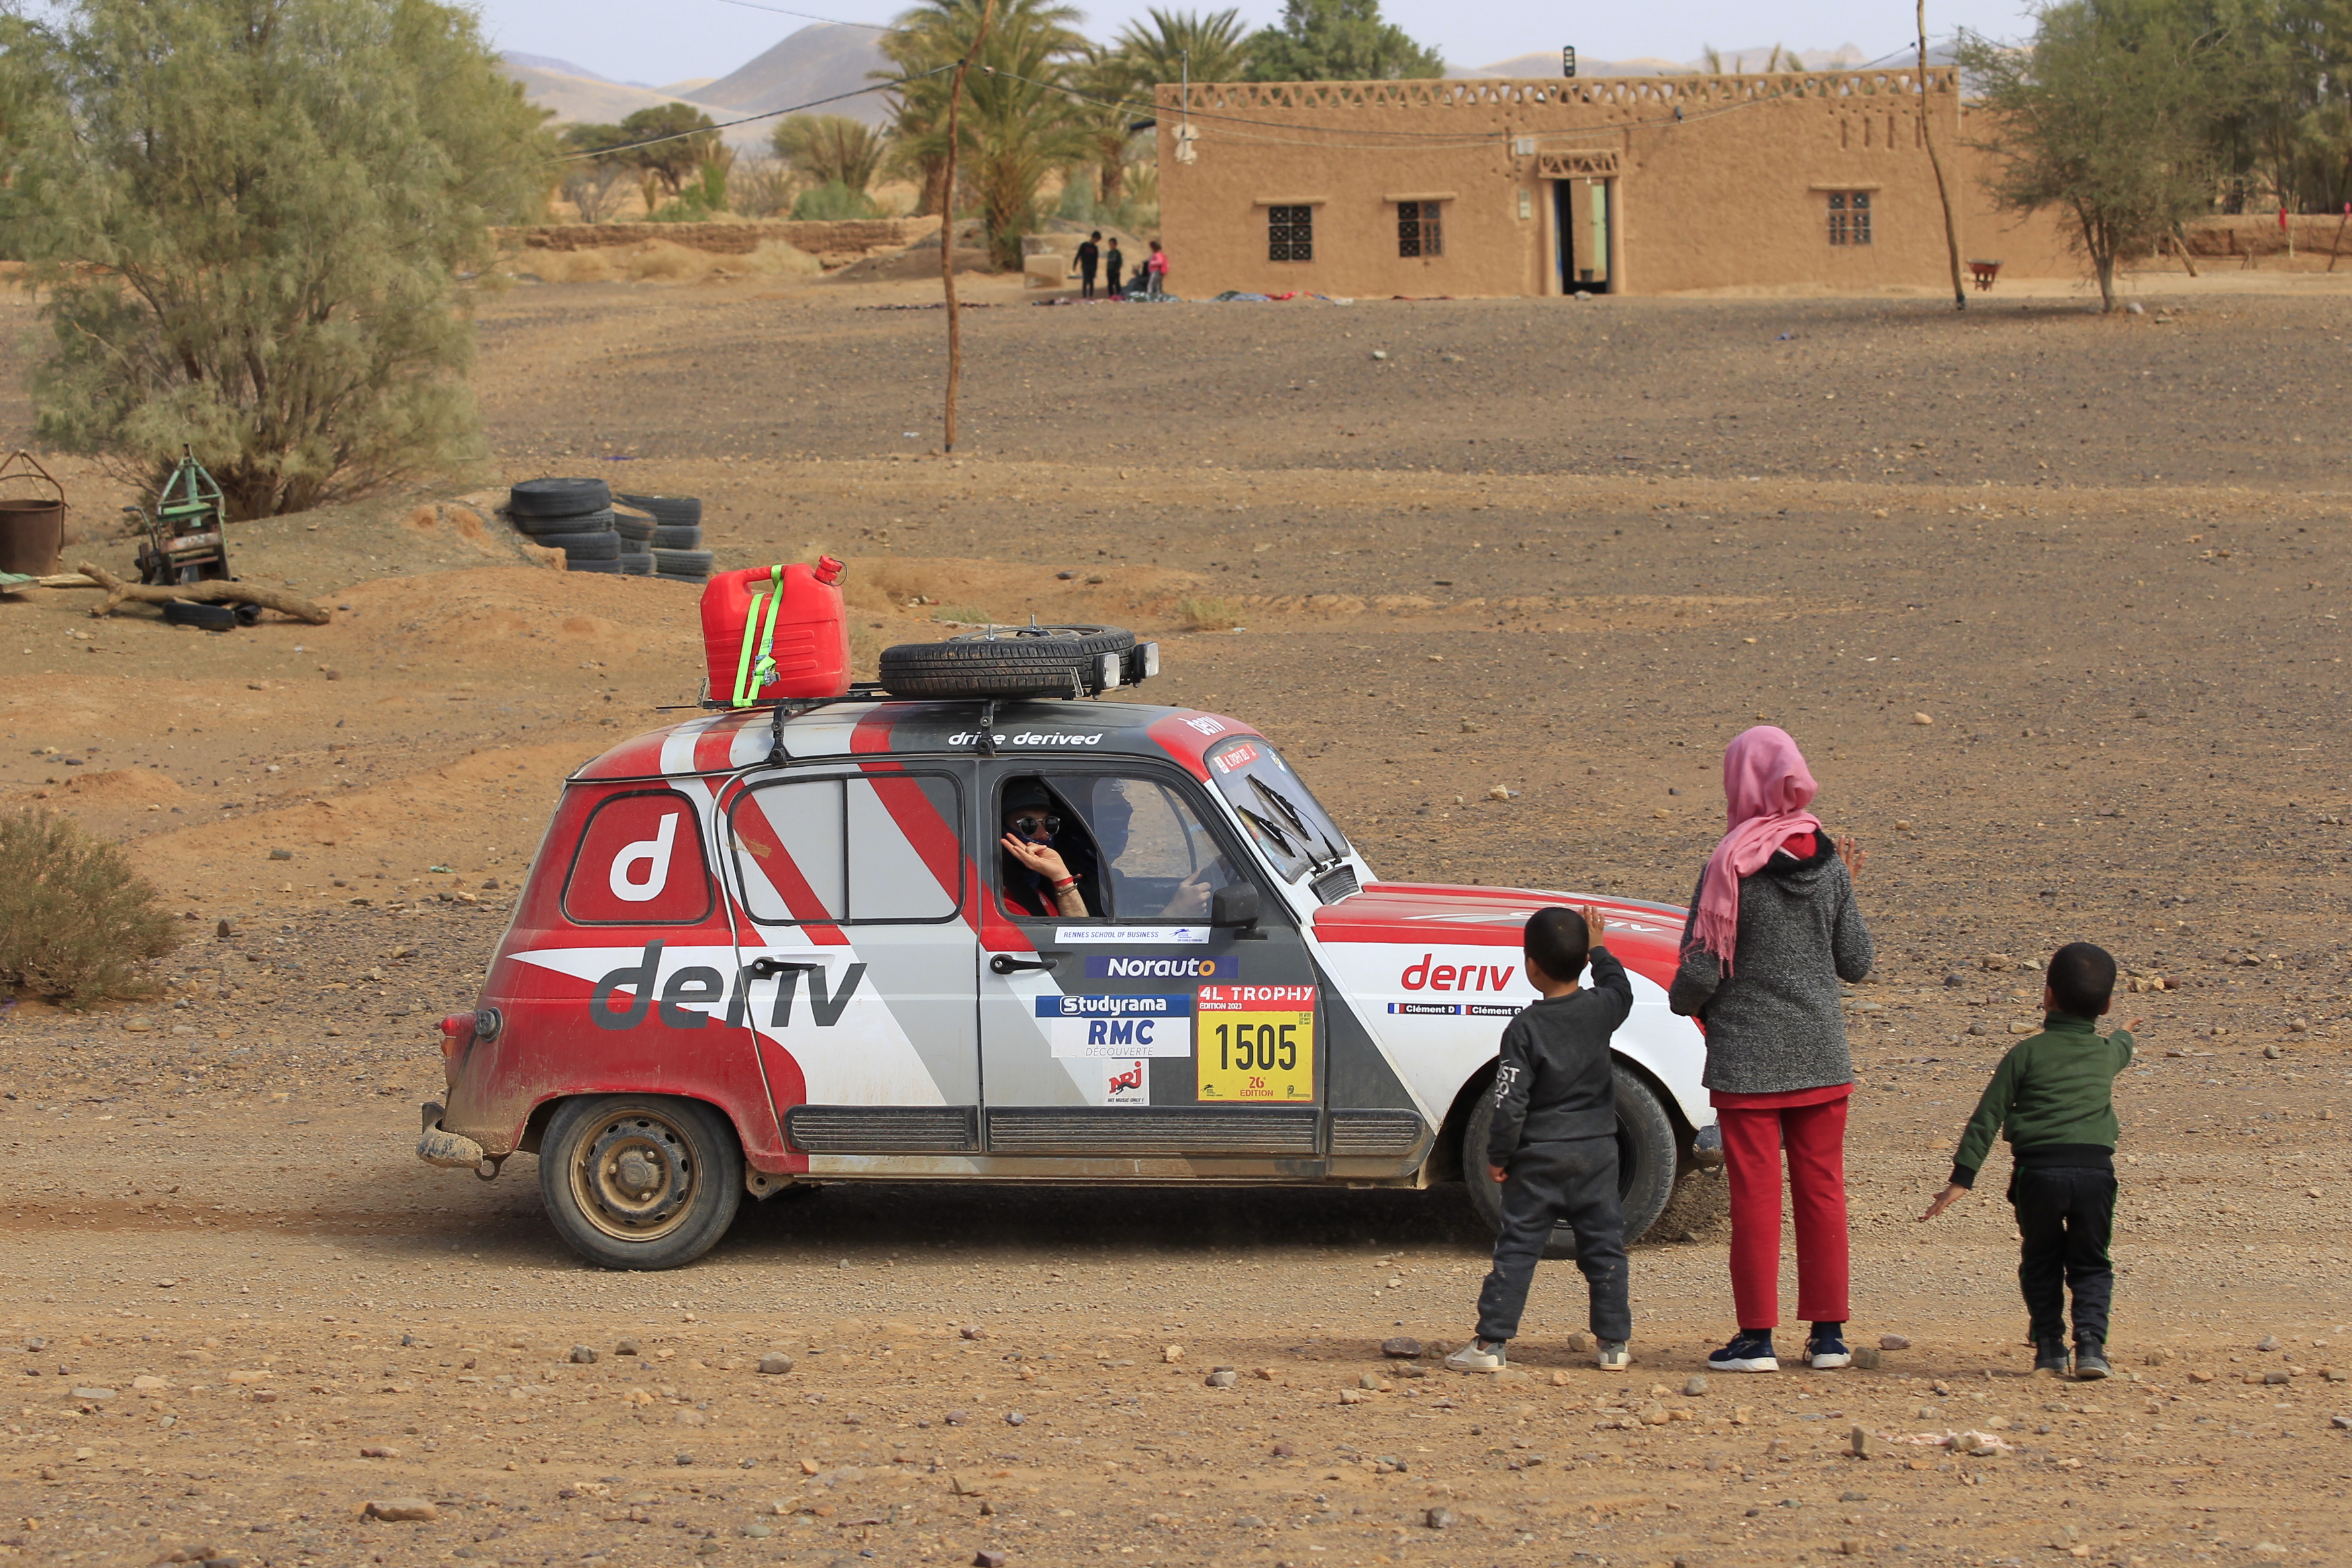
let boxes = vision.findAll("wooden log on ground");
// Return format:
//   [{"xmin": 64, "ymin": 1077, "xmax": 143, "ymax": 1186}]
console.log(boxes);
[{"xmin": 74, "ymin": 562, "xmax": 330, "ymax": 625}]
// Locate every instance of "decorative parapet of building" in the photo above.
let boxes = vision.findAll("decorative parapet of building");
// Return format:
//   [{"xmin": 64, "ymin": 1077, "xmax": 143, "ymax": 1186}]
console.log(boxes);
[{"xmin": 1172, "ymin": 69, "xmax": 1959, "ymax": 116}]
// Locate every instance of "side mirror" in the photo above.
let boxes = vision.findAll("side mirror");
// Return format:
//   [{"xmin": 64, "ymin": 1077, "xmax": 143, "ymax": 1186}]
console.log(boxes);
[{"xmin": 1210, "ymin": 883, "xmax": 1261, "ymax": 928}]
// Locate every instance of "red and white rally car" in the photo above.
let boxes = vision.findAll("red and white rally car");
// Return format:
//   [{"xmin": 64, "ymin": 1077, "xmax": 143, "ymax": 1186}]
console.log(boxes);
[{"xmin": 420, "ymin": 650, "xmax": 1718, "ymax": 1269}]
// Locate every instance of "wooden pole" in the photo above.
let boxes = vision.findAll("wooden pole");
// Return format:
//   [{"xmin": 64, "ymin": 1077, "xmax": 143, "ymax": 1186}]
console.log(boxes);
[
  {"xmin": 1918, "ymin": 0, "xmax": 1968, "ymax": 310},
  {"xmin": 940, "ymin": 0, "xmax": 1001, "ymax": 454}
]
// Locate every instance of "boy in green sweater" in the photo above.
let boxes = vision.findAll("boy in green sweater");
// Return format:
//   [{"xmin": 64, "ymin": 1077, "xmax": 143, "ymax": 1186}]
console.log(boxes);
[{"xmin": 1921, "ymin": 942, "xmax": 2139, "ymax": 1380}]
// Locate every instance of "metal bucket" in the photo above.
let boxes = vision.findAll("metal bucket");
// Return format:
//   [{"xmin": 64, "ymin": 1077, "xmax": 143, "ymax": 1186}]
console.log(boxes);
[{"xmin": 0, "ymin": 452, "xmax": 67, "ymax": 577}]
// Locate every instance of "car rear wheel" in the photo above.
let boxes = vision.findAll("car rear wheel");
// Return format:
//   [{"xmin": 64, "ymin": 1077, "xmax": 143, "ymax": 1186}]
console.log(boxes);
[
  {"xmin": 1461, "ymin": 1063, "xmax": 1680, "ymax": 1258},
  {"xmin": 539, "ymin": 1095, "xmax": 743, "ymax": 1270}
]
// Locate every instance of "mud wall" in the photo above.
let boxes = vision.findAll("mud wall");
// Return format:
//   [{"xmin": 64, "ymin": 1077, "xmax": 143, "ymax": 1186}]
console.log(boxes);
[
  {"xmin": 1155, "ymin": 73, "xmax": 2079, "ymax": 299},
  {"xmin": 493, "ymin": 219, "xmax": 941, "ymax": 256}
]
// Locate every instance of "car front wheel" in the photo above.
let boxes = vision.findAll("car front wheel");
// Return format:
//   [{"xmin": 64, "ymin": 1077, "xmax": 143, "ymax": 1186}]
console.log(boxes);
[
  {"xmin": 1461, "ymin": 1063, "xmax": 1680, "ymax": 1258},
  {"xmin": 538, "ymin": 1095, "xmax": 744, "ymax": 1271}
]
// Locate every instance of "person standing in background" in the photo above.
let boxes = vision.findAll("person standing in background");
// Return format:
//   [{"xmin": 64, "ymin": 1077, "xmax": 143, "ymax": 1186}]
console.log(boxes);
[
  {"xmin": 1076, "ymin": 231, "xmax": 1101, "ymax": 299},
  {"xmin": 1104, "ymin": 237, "xmax": 1126, "ymax": 299},
  {"xmin": 1145, "ymin": 239, "xmax": 1169, "ymax": 298}
]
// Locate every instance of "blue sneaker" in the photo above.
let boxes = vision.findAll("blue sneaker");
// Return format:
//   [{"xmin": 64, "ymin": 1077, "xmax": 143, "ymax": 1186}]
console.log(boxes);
[
  {"xmin": 1708, "ymin": 1330, "xmax": 1779, "ymax": 1373},
  {"xmin": 1806, "ymin": 1324, "xmax": 1851, "ymax": 1371}
]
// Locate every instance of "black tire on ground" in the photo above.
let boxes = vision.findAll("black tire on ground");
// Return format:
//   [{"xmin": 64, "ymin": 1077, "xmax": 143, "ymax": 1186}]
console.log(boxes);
[
  {"xmin": 618, "ymin": 552, "xmax": 654, "ymax": 575},
  {"xmin": 508, "ymin": 477, "xmax": 612, "ymax": 518},
  {"xmin": 617, "ymin": 492, "xmax": 702, "ymax": 528},
  {"xmin": 568, "ymin": 557, "xmax": 624, "ymax": 574},
  {"xmin": 612, "ymin": 510, "xmax": 657, "ymax": 543},
  {"xmin": 510, "ymin": 508, "xmax": 616, "ymax": 537},
  {"xmin": 650, "ymin": 524, "xmax": 703, "ymax": 550},
  {"xmin": 878, "ymin": 624, "xmax": 1137, "ymax": 699},
  {"xmin": 163, "ymin": 599, "xmax": 238, "ymax": 630},
  {"xmin": 538, "ymin": 1095, "xmax": 744, "ymax": 1270},
  {"xmin": 1461, "ymin": 1061, "xmax": 1681, "ymax": 1259},
  {"xmin": 651, "ymin": 548, "xmax": 714, "ymax": 575},
  {"xmin": 232, "ymin": 602, "xmax": 264, "ymax": 627},
  {"xmin": 538, "ymin": 529, "xmax": 621, "ymax": 560}
]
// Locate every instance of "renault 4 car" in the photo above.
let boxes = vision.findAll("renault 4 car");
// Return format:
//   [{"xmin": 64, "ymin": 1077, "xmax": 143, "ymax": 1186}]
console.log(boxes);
[{"xmin": 420, "ymin": 675, "xmax": 1718, "ymax": 1269}]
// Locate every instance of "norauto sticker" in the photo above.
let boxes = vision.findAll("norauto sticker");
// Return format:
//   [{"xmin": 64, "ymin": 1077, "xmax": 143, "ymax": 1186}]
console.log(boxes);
[
  {"xmin": 1037, "ymin": 993, "xmax": 1193, "ymax": 1059},
  {"xmin": 1085, "ymin": 954, "xmax": 1238, "ymax": 980},
  {"xmin": 1054, "ymin": 926, "xmax": 1210, "ymax": 944}
]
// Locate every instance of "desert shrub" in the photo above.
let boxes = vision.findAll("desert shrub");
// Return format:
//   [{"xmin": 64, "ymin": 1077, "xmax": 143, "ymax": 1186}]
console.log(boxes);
[
  {"xmin": 1176, "ymin": 597, "xmax": 1244, "ymax": 632},
  {"xmin": 729, "ymin": 154, "xmax": 798, "ymax": 219},
  {"xmin": 0, "ymin": 809, "xmax": 177, "ymax": 1005},
  {"xmin": 791, "ymin": 180, "xmax": 884, "ymax": 220},
  {"xmin": 15, "ymin": 0, "xmax": 551, "ymax": 518}
]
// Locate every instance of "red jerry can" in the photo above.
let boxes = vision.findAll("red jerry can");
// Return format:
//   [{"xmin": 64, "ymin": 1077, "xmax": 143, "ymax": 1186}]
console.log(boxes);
[{"xmin": 700, "ymin": 558, "xmax": 851, "ymax": 706}]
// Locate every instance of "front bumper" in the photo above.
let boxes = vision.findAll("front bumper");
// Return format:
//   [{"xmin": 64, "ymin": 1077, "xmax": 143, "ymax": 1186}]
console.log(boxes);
[{"xmin": 416, "ymin": 1101, "xmax": 487, "ymax": 1169}]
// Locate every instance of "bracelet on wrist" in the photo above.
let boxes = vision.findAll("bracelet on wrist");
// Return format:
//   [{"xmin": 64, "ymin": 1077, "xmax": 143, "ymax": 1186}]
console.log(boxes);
[{"xmin": 1051, "ymin": 876, "xmax": 1077, "ymax": 890}]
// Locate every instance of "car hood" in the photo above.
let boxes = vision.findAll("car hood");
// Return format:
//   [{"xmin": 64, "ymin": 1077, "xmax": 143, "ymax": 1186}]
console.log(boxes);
[{"xmin": 1312, "ymin": 881, "xmax": 1688, "ymax": 993}]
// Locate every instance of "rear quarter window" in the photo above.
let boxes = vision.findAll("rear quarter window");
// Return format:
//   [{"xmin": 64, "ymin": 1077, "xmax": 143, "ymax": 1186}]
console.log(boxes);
[{"xmin": 560, "ymin": 789, "xmax": 716, "ymax": 926}]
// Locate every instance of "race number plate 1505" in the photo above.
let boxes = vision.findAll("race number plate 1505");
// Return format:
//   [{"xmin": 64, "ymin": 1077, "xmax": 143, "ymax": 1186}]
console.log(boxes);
[{"xmin": 1195, "ymin": 984, "xmax": 1316, "ymax": 1102}]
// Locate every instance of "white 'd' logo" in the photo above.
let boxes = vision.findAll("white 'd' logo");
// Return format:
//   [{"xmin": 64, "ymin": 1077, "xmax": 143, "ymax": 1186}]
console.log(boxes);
[{"xmin": 609, "ymin": 813, "xmax": 680, "ymax": 903}]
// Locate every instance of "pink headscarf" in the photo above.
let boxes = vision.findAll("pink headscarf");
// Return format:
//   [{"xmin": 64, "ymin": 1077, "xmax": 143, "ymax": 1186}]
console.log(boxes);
[{"xmin": 1690, "ymin": 726, "xmax": 1823, "ymax": 971}]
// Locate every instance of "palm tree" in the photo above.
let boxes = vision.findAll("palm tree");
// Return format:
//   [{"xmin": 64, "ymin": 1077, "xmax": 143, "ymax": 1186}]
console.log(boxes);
[
  {"xmin": 770, "ymin": 114, "xmax": 891, "ymax": 195},
  {"xmin": 1070, "ymin": 43, "xmax": 1144, "ymax": 210},
  {"xmin": 1115, "ymin": 7, "xmax": 1251, "ymax": 85},
  {"xmin": 878, "ymin": 0, "xmax": 1091, "ymax": 266}
]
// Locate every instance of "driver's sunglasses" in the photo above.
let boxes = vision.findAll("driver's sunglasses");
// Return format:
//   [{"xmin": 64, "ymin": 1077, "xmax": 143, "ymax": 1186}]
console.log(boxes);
[{"xmin": 1010, "ymin": 814, "xmax": 1062, "ymax": 836}]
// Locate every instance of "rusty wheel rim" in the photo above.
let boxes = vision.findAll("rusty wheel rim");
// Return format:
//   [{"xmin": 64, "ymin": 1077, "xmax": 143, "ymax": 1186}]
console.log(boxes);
[{"xmin": 571, "ymin": 1110, "xmax": 697, "ymax": 1243}]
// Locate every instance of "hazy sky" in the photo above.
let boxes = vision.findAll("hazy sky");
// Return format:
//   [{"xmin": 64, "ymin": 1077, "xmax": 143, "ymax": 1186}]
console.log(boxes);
[{"xmin": 472, "ymin": 0, "xmax": 2040, "ymax": 88}]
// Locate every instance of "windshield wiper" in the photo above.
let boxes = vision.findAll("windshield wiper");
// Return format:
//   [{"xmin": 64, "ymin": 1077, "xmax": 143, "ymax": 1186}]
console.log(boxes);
[{"xmin": 1247, "ymin": 774, "xmax": 1348, "ymax": 873}]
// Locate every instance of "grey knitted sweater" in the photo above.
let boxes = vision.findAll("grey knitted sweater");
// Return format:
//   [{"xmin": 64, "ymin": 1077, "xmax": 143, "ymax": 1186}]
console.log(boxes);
[{"xmin": 1667, "ymin": 834, "xmax": 1875, "ymax": 1096}]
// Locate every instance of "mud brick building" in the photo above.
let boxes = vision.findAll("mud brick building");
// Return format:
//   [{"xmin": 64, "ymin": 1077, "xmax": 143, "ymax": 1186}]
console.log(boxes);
[{"xmin": 1153, "ymin": 68, "xmax": 2072, "ymax": 299}]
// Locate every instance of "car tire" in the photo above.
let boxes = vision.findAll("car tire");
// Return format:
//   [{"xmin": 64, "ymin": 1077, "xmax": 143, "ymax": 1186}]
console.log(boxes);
[
  {"xmin": 618, "ymin": 552, "xmax": 654, "ymax": 576},
  {"xmin": 1461, "ymin": 1063, "xmax": 1680, "ymax": 1257},
  {"xmin": 652, "ymin": 548, "xmax": 713, "ymax": 577},
  {"xmin": 536, "ymin": 529, "xmax": 621, "ymax": 560},
  {"xmin": 511, "ymin": 508, "xmax": 616, "ymax": 537},
  {"xmin": 612, "ymin": 510, "xmax": 657, "ymax": 544},
  {"xmin": 617, "ymin": 492, "xmax": 702, "ymax": 528},
  {"xmin": 879, "ymin": 624, "xmax": 1137, "ymax": 699},
  {"xmin": 509, "ymin": 477, "xmax": 612, "ymax": 518},
  {"xmin": 650, "ymin": 524, "xmax": 703, "ymax": 550},
  {"xmin": 538, "ymin": 1095, "xmax": 744, "ymax": 1271},
  {"xmin": 162, "ymin": 599, "xmax": 238, "ymax": 630}
]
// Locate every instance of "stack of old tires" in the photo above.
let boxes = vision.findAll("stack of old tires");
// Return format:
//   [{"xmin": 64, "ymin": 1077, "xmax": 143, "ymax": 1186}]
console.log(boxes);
[
  {"xmin": 618, "ymin": 493, "xmax": 712, "ymax": 587},
  {"xmin": 505, "ymin": 477, "xmax": 623, "ymax": 574}
]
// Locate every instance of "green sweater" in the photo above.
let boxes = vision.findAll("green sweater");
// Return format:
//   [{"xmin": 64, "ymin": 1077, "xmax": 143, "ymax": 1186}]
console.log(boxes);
[{"xmin": 1949, "ymin": 1014, "xmax": 2135, "ymax": 1188}]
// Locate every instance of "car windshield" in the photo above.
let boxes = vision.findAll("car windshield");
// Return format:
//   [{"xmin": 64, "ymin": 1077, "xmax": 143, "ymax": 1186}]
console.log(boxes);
[{"xmin": 1203, "ymin": 736, "xmax": 1351, "ymax": 883}]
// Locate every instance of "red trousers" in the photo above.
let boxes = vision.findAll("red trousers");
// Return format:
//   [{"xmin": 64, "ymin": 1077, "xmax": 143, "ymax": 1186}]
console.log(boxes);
[{"xmin": 1718, "ymin": 1095, "xmax": 1850, "ymax": 1330}]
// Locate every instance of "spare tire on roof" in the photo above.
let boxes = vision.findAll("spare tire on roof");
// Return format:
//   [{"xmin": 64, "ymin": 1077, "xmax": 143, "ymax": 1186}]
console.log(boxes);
[
  {"xmin": 879, "ymin": 623, "xmax": 1137, "ymax": 699},
  {"xmin": 508, "ymin": 477, "xmax": 612, "ymax": 518},
  {"xmin": 616, "ymin": 492, "xmax": 701, "ymax": 528}
]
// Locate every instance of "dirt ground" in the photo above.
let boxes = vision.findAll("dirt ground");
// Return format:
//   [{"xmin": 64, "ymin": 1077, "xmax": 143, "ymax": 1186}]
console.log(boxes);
[{"xmin": 0, "ymin": 262, "xmax": 2347, "ymax": 1568}]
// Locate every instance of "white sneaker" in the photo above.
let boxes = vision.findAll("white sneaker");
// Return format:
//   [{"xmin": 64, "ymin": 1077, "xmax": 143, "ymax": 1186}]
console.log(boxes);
[
  {"xmin": 1444, "ymin": 1339, "xmax": 1507, "ymax": 1373},
  {"xmin": 1595, "ymin": 1339, "xmax": 1632, "ymax": 1371}
]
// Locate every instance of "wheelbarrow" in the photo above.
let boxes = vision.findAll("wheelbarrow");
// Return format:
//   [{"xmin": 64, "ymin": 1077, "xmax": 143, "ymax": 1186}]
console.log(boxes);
[
  {"xmin": 0, "ymin": 450, "xmax": 68, "ymax": 577},
  {"xmin": 1967, "ymin": 258, "xmax": 2003, "ymax": 291}
]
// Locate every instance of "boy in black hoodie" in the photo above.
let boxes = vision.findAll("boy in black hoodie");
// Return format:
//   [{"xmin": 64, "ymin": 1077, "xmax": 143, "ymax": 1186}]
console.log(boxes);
[{"xmin": 1447, "ymin": 905, "xmax": 1636, "ymax": 1373}]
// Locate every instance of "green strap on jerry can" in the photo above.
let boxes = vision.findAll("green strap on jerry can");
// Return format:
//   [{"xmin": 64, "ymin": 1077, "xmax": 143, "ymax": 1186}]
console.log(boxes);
[{"xmin": 730, "ymin": 565, "xmax": 787, "ymax": 707}]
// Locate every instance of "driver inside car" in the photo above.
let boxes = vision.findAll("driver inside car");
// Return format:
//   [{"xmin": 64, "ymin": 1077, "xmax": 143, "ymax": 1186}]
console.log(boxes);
[{"xmin": 999, "ymin": 780, "xmax": 1102, "ymax": 918}]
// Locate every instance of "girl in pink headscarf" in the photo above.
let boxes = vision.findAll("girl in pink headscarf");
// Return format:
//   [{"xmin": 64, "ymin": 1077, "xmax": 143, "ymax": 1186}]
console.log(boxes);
[{"xmin": 1669, "ymin": 726, "xmax": 1873, "ymax": 1375}]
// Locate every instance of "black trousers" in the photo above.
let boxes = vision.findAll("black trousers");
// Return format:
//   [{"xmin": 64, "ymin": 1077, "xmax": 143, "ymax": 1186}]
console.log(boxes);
[
  {"xmin": 2010, "ymin": 1165, "xmax": 2117, "ymax": 1346},
  {"xmin": 1475, "ymin": 1136, "xmax": 1632, "ymax": 1344},
  {"xmin": 1079, "ymin": 265, "xmax": 1097, "ymax": 299}
]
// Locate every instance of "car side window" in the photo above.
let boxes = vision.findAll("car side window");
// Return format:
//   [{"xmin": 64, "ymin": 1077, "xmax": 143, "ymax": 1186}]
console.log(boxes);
[
  {"xmin": 1054, "ymin": 775, "xmax": 1242, "ymax": 922},
  {"xmin": 730, "ymin": 771, "xmax": 962, "ymax": 924}
]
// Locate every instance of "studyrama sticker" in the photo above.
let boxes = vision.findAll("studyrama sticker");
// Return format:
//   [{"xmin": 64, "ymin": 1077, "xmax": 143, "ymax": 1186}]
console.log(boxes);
[{"xmin": 1038, "ymin": 993, "xmax": 1194, "ymax": 1059}]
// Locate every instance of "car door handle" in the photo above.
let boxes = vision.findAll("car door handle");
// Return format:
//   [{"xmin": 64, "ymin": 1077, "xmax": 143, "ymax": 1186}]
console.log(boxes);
[
  {"xmin": 746, "ymin": 957, "xmax": 815, "ymax": 979},
  {"xmin": 989, "ymin": 954, "xmax": 1058, "ymax": 975}
]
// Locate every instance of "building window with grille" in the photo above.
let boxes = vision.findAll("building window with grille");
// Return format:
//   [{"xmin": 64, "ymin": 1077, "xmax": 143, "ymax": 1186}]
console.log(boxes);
[
  {"xmin": 1398, "ymin": 199, "xmax": 1444, "ymax": 258},
  {"xmin": 1268, "ymin": 205, "xmax": 1313, "ymax": 262},
  {"xmin": 1827, "ymin": 190, "xmax": 1872, "ymax": 246}
]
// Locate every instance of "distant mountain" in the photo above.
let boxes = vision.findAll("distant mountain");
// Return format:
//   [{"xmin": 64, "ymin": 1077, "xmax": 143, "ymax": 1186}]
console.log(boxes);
[
  {"xmin": 693, "ymin": 23, "xmax": 895, "ymax": 128},
  {"xmin": 502, "ymin": 60, "xmax": 717, "ymax": 132},
  {"xmin": 503, "ymin": 52, "xmax": 616, "ymax": 83}
]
